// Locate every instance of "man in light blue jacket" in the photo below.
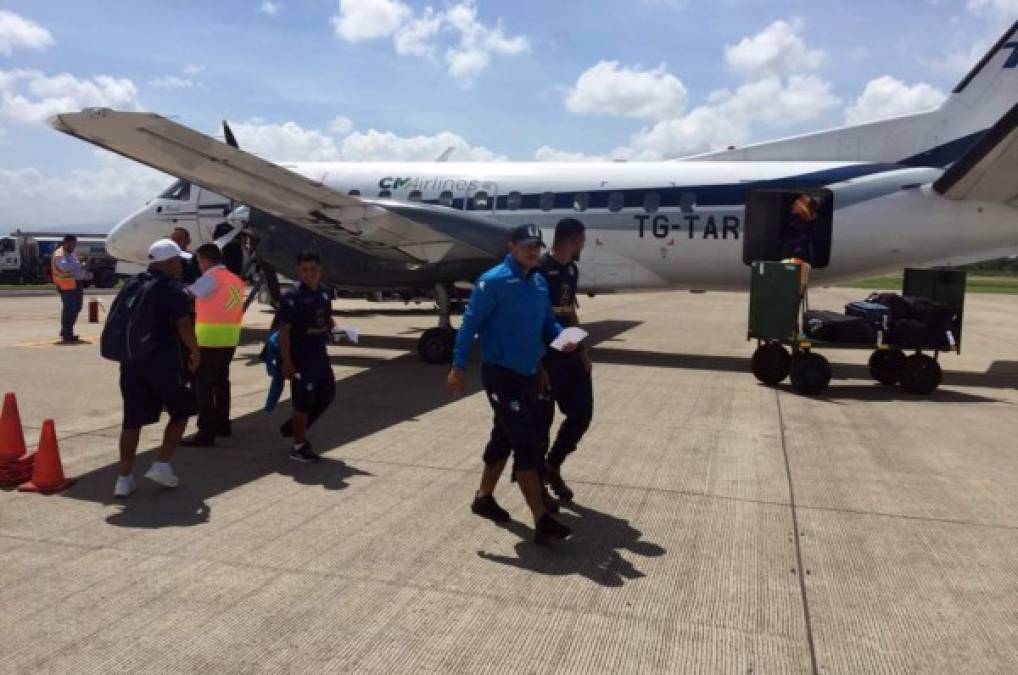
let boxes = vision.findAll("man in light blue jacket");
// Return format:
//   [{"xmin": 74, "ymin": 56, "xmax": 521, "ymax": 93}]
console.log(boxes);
[{"xmin": 447, "ymin": 224, "xmax": 576, "ymax": 545}]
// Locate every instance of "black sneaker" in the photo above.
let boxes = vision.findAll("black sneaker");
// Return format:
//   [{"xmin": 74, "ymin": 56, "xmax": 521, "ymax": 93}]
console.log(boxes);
[
  {"xmin": 542, "ymin": 486, "xmax": 560, "ymax": 514},
  {"xmin": 471, "ymin": 493, "xmax": 511, "ymax": 523},
  {"xmin": 289, "ymin": 442, "xmax": 320, "ymax": 463},
  {"xmin": 546, "ymin": 466, "xmax": 574, "ymax": 504},
  {"xmin": 534, "ymin": 513, "xmax": 572, "ymax": 545}
]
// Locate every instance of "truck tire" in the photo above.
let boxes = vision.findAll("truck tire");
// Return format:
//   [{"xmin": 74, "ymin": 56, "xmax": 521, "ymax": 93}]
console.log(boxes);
[
  {"xmin": 899, "ymin": 354, "xmax": 941, "ymax": 395},
  {"xmin": 752, "ymin": 343, "xmax": 791, "ymax": 385},
  {"xmin": 790, "ymin": 352, "xmax": 831, "ymax": 396}
]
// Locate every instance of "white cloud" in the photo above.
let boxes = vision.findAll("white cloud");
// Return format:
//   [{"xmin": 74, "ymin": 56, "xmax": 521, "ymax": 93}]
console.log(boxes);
[
  {"xmin": 257, "ymin": 1, "xmax": 283, "ymax": 16},
  {"xmin": 0, "ymin": 69, "xmax": 140, "ymax": 124},
  {"xmin": 229, "ymin": 119, "xmax": 342, "ymax": 160},
  {"xmin": 0, "ymin": 153, "xmax": 171, "ymax": 229},
  {"xmin": 564, "ymin": 61, "xmax": 688, "ymax": 121},
  {"xmin": 724, "ymin": 19, "xmax": 826, "ymax": 76},
  {"xmin": 0, "ymin": 10, "xmax": 54, "ymax": 56},
  {"xmin": 148, "ymin": 64, "xmax": 206, "ymax": 89},
  {"xmin": 332, "ymin": 0, "xmax": 411, "ymax": 42},
  {"xmin": 332, "ymin": 1, "xmax": 528, "ymax": 84},
  {"xmin": 394, "ymin": 7, "xmax": 443, "ymax": 58},
  {"xmin": 444, "ymin": 2, "xmax": 528, "ymax": 84},
  {"xmin": 844, "ymin": 76, "xmax": 946, "ymax": 125},
  {"xmin": 328, "ymin": 115, "xmax": 354, "ymax": 134},
  {"xmin": 339, "ymin": 128, "xmax": 504, "ymax": 161},
  {"xmin": 923, "ymin": 41, "xmax": 987, "ymax": 78}
]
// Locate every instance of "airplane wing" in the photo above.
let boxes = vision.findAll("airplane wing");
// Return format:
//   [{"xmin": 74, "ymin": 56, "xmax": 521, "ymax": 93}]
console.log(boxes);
[
  {"xmin": 48, "ymin": 108, "xmax": 507, "ymax": 264},
  {"xmin": 933, "ymin": 102, "xmax": 1018, "ymax": 204}
]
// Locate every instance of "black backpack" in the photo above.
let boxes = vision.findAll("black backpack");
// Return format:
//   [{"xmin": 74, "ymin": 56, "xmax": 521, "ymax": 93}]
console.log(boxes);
[{"xmin": 100, "ymin": 273, "xmax": 161, "ymax": 364}]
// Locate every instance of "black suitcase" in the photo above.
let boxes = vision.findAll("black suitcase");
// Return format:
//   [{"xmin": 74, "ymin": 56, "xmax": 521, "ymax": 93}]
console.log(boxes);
[
  {"xmin": 866, "ymin": 292, "xmax": 910, "ymax": 321},
  {"xmin": 903, "ymin": 296, "xmax": 956, "ymax": 333},
  {"xmin": 845, "ymin": 301, "xmax": 890, "ymax": 328},
  {"xmin": 804, "ymin": 310, "xmax": 878, "ymax": 343},
  {"xmin": 888, "ymin": 319, "xmax": 927, "ymax": 348}
]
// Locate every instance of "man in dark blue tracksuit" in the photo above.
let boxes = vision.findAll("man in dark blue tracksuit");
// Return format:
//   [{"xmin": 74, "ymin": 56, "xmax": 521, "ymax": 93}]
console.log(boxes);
[
  {"xmin": 447, "ymin": 224, "xmax": 577, "ymax": 545},
  {"xmin": 534, "ymin": 219, "xmax": 593, "ymax": 504}
]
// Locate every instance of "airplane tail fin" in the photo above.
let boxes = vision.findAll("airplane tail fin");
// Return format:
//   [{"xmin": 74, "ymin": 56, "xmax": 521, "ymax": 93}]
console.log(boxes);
[{"xmin": 690, "ymin": 21, "xmax": 1018, "ymax": 167}]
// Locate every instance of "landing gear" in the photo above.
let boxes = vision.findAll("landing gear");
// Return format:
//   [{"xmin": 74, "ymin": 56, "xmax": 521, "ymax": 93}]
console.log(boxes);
[
  {"xmin": 417, "ymin": 283, "xmax": 457, "ymax": 364},
  {"xmin": 751, "ymin": 342, "xmax": 791, "ymax": 385},
  {"xmin": 789, "ymin": 351, "xmax": 831, "ymax": 396}
]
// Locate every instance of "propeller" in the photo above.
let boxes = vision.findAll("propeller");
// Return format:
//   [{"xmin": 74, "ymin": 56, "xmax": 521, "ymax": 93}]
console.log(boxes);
[{"xmin": 223, "ymin": 120, "xmax": 239, "ymax": 149}]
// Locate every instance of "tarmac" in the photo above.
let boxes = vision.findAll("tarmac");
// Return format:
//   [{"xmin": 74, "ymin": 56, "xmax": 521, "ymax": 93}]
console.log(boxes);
[{"xmin": 1, "ymin": 287, "xmax": 1016, "ymax": 674}]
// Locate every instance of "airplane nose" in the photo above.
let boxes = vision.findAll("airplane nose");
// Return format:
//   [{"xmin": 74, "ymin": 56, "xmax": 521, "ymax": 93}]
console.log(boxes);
[{"xmin": 106, "ymin": 207, "xmax": 148, "ymax": 262}]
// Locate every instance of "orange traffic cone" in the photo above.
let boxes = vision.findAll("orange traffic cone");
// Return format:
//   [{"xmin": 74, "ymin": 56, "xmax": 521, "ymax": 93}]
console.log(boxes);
[
  {"xmin": 0, "ymin": 392, "xmax": 27, "ymax": 461},
  {"xmin": 18, "ymin": 420, "xmax": 75, "ymax": 494}
]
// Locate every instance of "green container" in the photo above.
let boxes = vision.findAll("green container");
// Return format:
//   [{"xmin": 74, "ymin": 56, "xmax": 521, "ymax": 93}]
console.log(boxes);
[{"xmin": 748, "ymin": 261, "xmax": 802, "ymax": 342}]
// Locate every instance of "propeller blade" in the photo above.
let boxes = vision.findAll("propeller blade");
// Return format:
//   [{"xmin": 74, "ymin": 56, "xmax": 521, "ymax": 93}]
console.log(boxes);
[{"xmin": 223, "ymin": 120, "xmax": 239, "ymax": 148}]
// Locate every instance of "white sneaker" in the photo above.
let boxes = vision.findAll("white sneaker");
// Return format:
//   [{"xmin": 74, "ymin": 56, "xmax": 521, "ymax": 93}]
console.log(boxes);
[
  {"xmin": 144, "ymin": 462, "xmax": 179, "ymax": 488},
  {"xmin": 113, "ymin": 474, "xmax": 136, "ymax": 498}
]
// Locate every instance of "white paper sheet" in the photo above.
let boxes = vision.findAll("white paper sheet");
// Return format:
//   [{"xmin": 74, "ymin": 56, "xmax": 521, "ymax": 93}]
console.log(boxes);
[
  {"xmin": 550, "ymin": 327, "xmax": 588, "ymax": 351},
  {"xmin": 332, "ymin": 326, "xmax": 360, "ymax": 344}
]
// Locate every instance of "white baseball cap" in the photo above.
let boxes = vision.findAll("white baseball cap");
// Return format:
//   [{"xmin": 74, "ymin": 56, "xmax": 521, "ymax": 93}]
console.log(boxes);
[{"xmin": 148, "ymin": 238, "xmax": 192, "ymax": 262}]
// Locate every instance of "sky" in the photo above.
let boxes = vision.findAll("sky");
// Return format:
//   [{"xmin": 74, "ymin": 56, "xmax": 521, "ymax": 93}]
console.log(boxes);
[{"xmin": 0, "ymin": 0, "xmax": 1015, "ymax": 229}]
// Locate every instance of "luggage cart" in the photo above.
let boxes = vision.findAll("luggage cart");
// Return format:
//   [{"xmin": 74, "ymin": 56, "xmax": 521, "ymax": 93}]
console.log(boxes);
[{"xmin": 747, "ymin": 261, "xmax": 966, "ymax": 396}]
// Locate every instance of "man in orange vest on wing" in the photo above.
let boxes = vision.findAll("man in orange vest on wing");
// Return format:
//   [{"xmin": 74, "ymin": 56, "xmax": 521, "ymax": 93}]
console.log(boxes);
[
  {"xmin": 181, "ymin": 243, "xmax": 245, "ymax": 447},
  {"xmin": 52, "ymin": 234, "xmax": 89, "ymax": 343}
]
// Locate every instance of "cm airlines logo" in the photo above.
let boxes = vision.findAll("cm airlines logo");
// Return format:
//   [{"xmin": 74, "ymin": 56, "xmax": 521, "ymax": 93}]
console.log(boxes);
[{"xmin": 378, "ymin": 176, "xmax": 485, "ymax": 192}]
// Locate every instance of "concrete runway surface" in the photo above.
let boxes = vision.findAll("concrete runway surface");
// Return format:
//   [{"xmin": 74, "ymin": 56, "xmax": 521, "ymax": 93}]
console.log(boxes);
[{"xmin": 1, "ymin": 288, "xmax": 1016, "ymax": 674}]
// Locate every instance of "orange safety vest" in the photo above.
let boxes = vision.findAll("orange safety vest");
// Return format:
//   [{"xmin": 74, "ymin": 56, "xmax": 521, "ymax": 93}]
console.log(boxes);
[
  {"xmin": 195, "ymin": 267, "xmax": 245, "ymax": 347},
  {"xmin": 51, "ymin": 247, "xmax": 78, "ymax": 291}
]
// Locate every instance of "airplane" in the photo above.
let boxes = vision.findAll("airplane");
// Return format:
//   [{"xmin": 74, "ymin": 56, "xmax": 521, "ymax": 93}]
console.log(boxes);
[{"xmin": 49, "ymin": 22, "xmax": 1018, "ymax": 364}]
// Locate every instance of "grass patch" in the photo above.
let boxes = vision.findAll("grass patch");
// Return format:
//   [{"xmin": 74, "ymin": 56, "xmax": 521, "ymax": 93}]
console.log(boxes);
[{"xmin": 839, "ymin": 274, "xmax": 1018, "ymax": 294}]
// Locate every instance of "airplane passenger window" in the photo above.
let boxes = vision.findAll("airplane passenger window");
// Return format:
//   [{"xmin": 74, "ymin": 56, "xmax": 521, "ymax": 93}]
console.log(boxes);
[
  {"xmin": 348, "ymin": 189, "xmax": 361, "ymax": 196},
  {"xmin": 506, "ymin": 191, "xmax": 522, "ymax": 210},
  {"xmin": 540, "ymin": 192, "xmax": 555, "ymax": 212},
  {"xmin": 680, "ymin": 192, "xmax": 697, "ymax": 213},
  {"xmin": 608, "ymin": 191, "xmax": 624, "ymax": 213},
  {"xmin": 643, "ymin": 192, "xmax": 660, "ymax": 213},
  {"xmin": 378, "ymin": 189, "xmax": 391, "ymax": 198},
  {"xmin": 573, "ymin": 192, "xmax": 589, "ymax": 212},
  {"xmin": 159, "ymin": 180, "xmax": 191, "ymax": 201},
  {"xmin": 472, "ymin": 191, "xmax": 489, "ymax": 210},
  {"xmin": 408, "ymin": 190, "xmax": 422, "ymax": 202}
]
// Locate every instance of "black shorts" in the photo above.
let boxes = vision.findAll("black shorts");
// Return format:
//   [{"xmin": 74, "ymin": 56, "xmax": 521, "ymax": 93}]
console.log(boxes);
[
  {"xmin": 481, "ymin": 364, "xmax": 543, "ymax": 472},
  {"xmin": 290, "ymin": 362, "xmax": 336, "ymax": 415},
  {"xmin": 120, "ymin": 365, "xmax": 197, "ymax": 430}
]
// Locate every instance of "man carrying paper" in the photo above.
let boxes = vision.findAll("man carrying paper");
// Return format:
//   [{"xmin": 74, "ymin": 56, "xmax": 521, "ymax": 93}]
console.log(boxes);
[
  {"xmin": 534, "ymin": 219, "xmax": 594, "ymax": 505},
  {"xmin": 447, "ymin": 223, "xmax": 577, "ymax": 545}
]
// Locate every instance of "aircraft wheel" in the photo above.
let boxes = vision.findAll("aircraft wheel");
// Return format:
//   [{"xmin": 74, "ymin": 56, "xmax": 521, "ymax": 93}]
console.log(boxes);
[
  {"xmin": 751, "ymin": 343, "xmax": 791, "ymax": 385},
  {"xmin": 899, "ymin": 354, "xmax": 941, "ymax": 395},
  {"xmin": 869, "ymin": 348, "xmax": 906, "ymax": 386},
  {"xmin": 789, "ymin": 352, "xmax": 831, "ymax": 396},
  {"xmin": 418, "ymin": 327, "xmax": 456, "ymax": 364}
]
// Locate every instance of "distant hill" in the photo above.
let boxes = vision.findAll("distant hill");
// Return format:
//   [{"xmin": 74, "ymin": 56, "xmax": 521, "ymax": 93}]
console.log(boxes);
[{"xmin": 962, "ymin": 257, "xmax": 1018, "ymax": 273}]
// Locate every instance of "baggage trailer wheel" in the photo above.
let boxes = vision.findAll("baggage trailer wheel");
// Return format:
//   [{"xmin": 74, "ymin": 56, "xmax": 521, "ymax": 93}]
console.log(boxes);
[
  {"xmin": 899, "ymin": 353, "xmax": 942, "ymax": 395},
  {"xmin": 869, "ymin": 348, "xmax": 906, "ymax": 386},
  {"xmin": 789, "ymin": 352, "xmax": 831, "ymax": 396},
  {"xmin": 751, "ymin": 343, "xmax": 791, "ymax": 385}
]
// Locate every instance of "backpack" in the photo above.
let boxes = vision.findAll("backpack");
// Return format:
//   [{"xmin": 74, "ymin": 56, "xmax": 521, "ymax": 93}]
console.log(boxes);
[{"xmin": 100, "ymin": 272, "xmax": 161, "ymax": 364}]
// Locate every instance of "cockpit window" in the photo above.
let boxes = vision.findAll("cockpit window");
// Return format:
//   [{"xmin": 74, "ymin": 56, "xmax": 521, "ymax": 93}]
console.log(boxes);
[{"xmin": 159, "ymin": 180, "xmax": 191, "ymax": 201}]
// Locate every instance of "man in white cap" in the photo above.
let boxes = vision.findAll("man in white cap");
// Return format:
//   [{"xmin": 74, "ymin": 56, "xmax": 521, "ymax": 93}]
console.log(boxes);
[{"xmin": 113, "ymin": 238, "xmax": 200, "ymax": 498}]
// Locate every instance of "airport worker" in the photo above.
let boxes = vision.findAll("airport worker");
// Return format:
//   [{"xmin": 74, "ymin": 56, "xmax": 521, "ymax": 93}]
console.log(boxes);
[
  {"xmin": 277, "ymin": 250, "xmax": 336, "ymax": 463},
  {"xmin": 171, "ymin": 227, "xmax": 202, "ymax": 285},
  {"xmin": 51, "ymin": 234, "xmax": 89, "ymax": 343},
  {"xmin": 181, "ymin": 243, "xmax": 245, "ymax": 447},
  {"xmin": 533, "ymin": 219, "xmax": 594, "ymax": 504},
  {"xmin": 113, "ymin": 239, "xmax": 200, "ymax": 498},
  {"xmin": 446, "ymin": 223, "xmax": 577, "ymax": 545}
]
